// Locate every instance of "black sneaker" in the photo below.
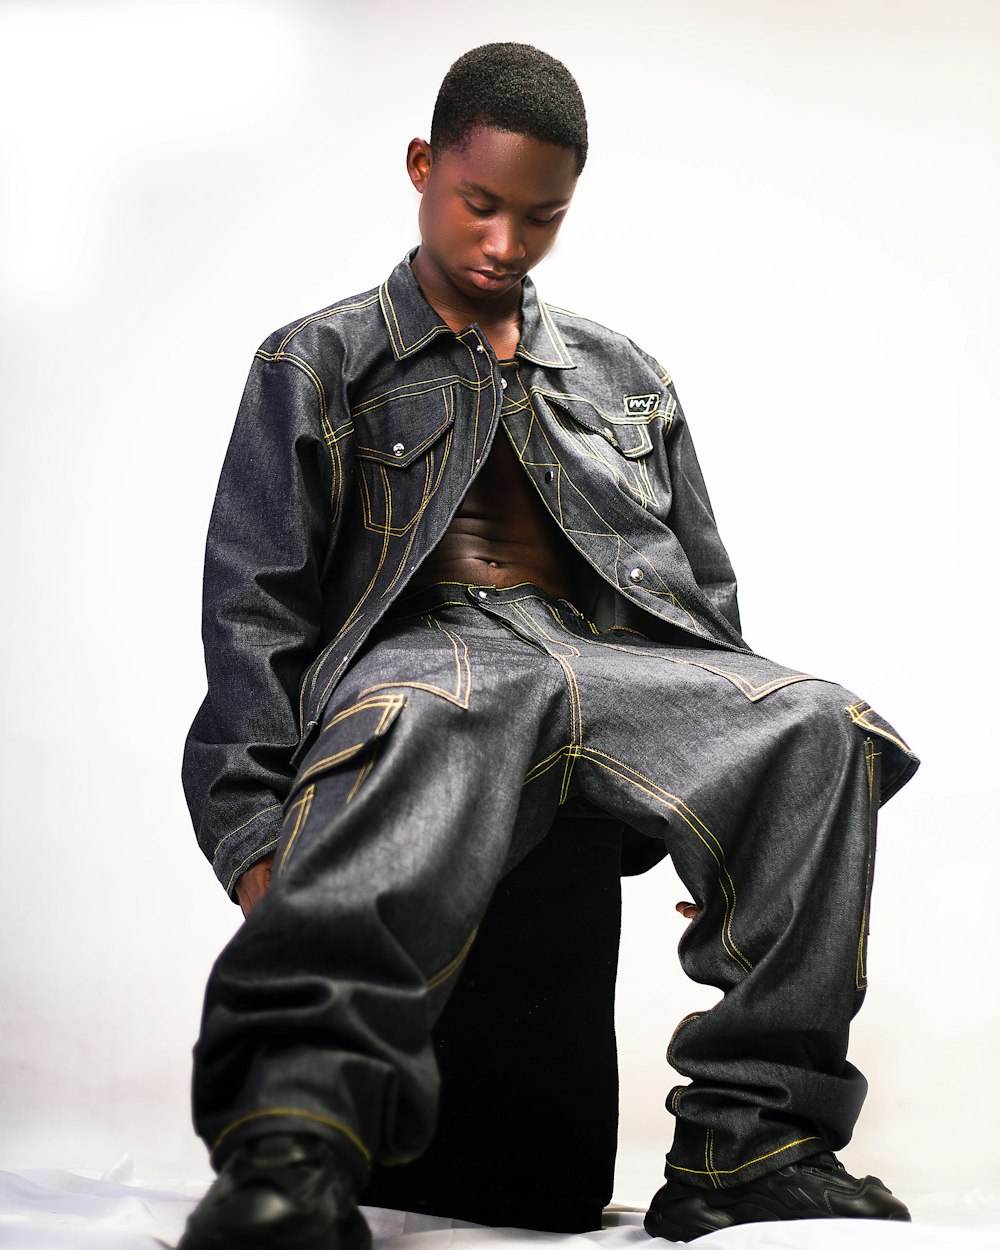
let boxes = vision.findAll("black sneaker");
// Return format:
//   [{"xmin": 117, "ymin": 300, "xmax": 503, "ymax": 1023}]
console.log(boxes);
[
  {"xmin": 644, "ymin": 1151, "xmax": 911, "ymax": 1242},
  {"xmin": 177, "ymin": 1132, "xmax": 371, "ymax": 1250}
]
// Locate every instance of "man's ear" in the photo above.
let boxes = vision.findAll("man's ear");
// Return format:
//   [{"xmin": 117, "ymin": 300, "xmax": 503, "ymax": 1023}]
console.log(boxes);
[{"xmin": 406, "ymin": 138, "xmax": 433, "ymax": 194}]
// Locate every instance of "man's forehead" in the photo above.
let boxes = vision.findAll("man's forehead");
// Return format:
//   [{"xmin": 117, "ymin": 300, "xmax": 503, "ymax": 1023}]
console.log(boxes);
[{"xmin": 435, "ymin": 126, "xmax": 578, "ymax": 202}]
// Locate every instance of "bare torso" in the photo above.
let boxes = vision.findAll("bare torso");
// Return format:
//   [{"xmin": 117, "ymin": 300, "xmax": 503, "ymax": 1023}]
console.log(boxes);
[
  {"xmin": 407, "ymin": 288, "xmax": 590, "ymax": 602},
  {"xmin": 408, "ymin": 418, "xmax": 589, "ymax": 600}
]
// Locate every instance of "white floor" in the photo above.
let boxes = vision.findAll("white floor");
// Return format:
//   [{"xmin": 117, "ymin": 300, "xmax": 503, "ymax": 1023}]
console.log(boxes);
[{"xmin": 2, "ymin": 1157, "xmax": 998, "ymax": 1250}]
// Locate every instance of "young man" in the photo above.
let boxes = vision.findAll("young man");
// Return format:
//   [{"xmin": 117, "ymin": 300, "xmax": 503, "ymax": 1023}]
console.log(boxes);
[{"xmin": 180, "ymin": 43, "xmax": 918, "ymax": 1249}]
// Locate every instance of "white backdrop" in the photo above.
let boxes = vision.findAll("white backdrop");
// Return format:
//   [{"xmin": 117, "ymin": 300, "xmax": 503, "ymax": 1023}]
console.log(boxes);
[{"xmin": 1, "ymin": 0, "xmax": 997, "ymax": 1203}]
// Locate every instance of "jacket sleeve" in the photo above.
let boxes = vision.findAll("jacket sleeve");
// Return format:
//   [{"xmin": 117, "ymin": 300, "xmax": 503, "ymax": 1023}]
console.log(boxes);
[
  {"xmin": 637, "ymin": 345, "xmax": 742, "ymax": 638},
  {"xmin": 182, "ymin": 348, "xmax": 347, "ymax": 899}
]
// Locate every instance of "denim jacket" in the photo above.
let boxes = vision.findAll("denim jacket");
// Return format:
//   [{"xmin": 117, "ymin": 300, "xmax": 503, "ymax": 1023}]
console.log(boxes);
[{"xmin": 183, "ymin": 253, "xmax": 745, "ymax": 896}]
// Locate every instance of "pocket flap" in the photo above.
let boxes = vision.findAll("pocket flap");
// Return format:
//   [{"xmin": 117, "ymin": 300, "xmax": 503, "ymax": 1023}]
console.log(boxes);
[
  {"xmin": 541, "ymin": 392, "xmax": 654, "ymax": 459},
  {"xmin": 294, "ymin": 691, "xmax": 406, "ymax": 788},
  {"xmin": 353, "ymin": 383, "xmax": 456, "ymax": 468}
]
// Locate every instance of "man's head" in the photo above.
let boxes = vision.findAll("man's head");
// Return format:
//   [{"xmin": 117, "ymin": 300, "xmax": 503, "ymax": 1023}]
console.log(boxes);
[
  {"xmin": 407, "ymin": 44, "xmax": 587, "ymax": 313},
  {"xmin": 431, "ymin": 43, "xmax": 587, "ymax": 176}
]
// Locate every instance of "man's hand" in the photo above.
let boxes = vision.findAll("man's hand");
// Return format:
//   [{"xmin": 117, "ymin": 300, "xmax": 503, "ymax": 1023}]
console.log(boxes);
[
  {"xmin": 235, "ymin": 853, "xmax": 275, "ymax": 918},
  {"xmin": 675, "ymin": 900, "xmax": 698, "ymax": 921}
]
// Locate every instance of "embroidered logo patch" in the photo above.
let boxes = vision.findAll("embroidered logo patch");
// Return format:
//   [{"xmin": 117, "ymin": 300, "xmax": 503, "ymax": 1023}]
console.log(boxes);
[{"xmin": 623, "ymin": 393, "xmax": 660, "ymax": 417}]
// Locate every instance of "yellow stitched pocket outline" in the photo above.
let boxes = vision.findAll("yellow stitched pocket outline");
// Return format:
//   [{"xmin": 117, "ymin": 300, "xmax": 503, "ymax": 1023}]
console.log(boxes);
[
  {"xmin": 846, "ymin": 700, "xmax": 913, "ymax": 756},
  {"xmin": 295, "ymin": 693, "xmax": 406, "ymax": 786},
  {"xmin": 277, "ymin": 784, "xmax": 314, "ymax": 874},
  {"xmin": 360, "ymin": 620, "xmax": 473, "ymax": 710}
]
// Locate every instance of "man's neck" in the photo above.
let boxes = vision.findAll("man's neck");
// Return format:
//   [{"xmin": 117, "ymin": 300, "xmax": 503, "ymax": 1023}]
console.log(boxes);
[{"xmin": 410, "ymin": 251, "xmax": 522, "ymax": 353}]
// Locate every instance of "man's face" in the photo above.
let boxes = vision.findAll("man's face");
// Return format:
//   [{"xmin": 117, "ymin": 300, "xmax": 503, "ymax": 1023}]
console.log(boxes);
[{"xmin": 407, "ymin": 126, "xmax": 579, "ymax": 308}]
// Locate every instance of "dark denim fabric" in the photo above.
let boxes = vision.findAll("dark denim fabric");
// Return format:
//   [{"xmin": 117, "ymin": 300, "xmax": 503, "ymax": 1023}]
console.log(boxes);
[
  {"xmin": 192, "ymin": 583, "xmax": 917, "ymax": 1191},
  {"xmin": 183, "ymin": 253, "xmax": 749, "ymax": 896}
]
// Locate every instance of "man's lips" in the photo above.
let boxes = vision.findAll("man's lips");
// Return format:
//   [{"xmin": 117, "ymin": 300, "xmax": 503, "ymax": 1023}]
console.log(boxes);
[{"xmin": 468, "ymin": 268, "xmax": 520, "ymax": 289}]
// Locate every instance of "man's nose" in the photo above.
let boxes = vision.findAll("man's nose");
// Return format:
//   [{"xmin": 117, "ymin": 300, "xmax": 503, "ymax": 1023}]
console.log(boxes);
[{"xmin": 482, "ymin": 217, "xmax": 525, "ymax": 267}]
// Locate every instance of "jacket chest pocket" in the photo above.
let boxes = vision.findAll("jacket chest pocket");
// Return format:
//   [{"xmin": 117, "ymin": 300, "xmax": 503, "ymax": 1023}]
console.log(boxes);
[
  {"xmin": 352, "ymin": 382, "xmax": 457, "ymax": 536},
  {"xmin": 539, "ymin": 391, "xmax": 661, "ymax": 510},
  {"xmin": 541, "ymin": 392, "xmax": 655, "ymax": 460}
]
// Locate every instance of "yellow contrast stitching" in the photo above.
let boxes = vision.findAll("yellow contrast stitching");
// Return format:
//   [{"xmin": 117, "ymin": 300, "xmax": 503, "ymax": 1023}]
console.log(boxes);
[
  {"xmin": 277, "ymin": 784, "xmax": 314, "ymax": 873},
  {"xmin": 346, "ymin": 756, "xmax": 375, "ymax": 804},
  {"xmin": 523, "ymin": 744, "xmax": 578, "ymax": 787},
  {"xmin": 426, "ymin": 927, "xmax": 479, "ymax": 991},
  {"xmin": 319, "ymin": 693, "xmax": 404, "ymax": 737},
  {"xmin": 254, "ymin": 350, "xmax": 327, "ymax": 423},
  {"xmin": 709, "ymin": 1130, "xmax": 720, "ymax": 1189},
  {"xmin": 296, "ymin": 694, "xmax": 405, "ymax": 786},
  {"xmin": 212, "ymin": 1109, "xmax": 371, "ymax": 1165},
  {"xmin": 582, "ymin": 747, "xmax": 752, "ymax": 974},
  {"xmin": 856, "ymin": 739, "xmax": 878, "ymax": 990},
  {"xmin": 225, "ymin": 838, "xmax": 280, "ymax": 896},
  {"xmin": 518, "ymin": 391, "xmax": 718, "ymax": 639},
  {"xmin": 379, "ymin": 282, "xmax": 450, "ymax": 357},
  {"xmin": 359, "ymin": 621, "xmax": 472, "ymax": 709},
  {"xmin": 666, "ymin": 1136, "xmax": 822, "ymax": 1179},
  {"xmin": 509, "ymin": 601, "xmax": 582, "ymax": 801},
  {"xmin": 846, "ymin": 701, "xmax": 912, "ymax": 755},
  {"xmin": 212, "ymin": 803, "xmax": 282, "ymax": 865},
  {"xmin": 277, "ymin": 293, "xmax": 380, "ymax": 353},
  {"xmin": 573, "ymin": 631, "xmax": 815, "ymax": 701},
  {"xmin": 666, "ymin": 1012, "xmax": 703, "ymax": 1064}
]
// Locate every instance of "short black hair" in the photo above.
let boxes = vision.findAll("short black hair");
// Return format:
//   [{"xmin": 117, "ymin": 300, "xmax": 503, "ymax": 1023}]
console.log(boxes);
[{"xmin": 431, "ymin": 43, "xmax": 588, "ymax": 175}]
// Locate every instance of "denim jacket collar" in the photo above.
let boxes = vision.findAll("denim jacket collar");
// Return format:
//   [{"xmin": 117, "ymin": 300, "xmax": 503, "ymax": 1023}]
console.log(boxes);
[{"xmin": 378, "ymin": 250, "xmax": 576, "ymax": 370}]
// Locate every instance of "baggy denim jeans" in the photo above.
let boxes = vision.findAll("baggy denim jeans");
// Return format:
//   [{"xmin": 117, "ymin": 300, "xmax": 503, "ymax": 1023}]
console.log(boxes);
[{"xmin": 192, "ymin": 582, "xmax": 918, "ymax": 1191}]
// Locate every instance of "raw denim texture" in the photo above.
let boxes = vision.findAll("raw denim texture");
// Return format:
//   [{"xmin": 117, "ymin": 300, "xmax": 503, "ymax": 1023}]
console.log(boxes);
[
  {"xmin": 184, "ymin": 255, "xmax": 918, "ymax": 1190},
  {"xmin": 184, "ymin": 253, "xmax": 750, "ymax": 898},
  {"xmin": 192, "ymin": 583, "xmax": 916, "ymax": 1189}
]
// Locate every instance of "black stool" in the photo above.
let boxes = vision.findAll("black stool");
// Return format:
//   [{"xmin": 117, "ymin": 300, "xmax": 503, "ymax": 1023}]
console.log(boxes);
[{"xmin": 362, "ymin": 816, "xmax": 635, "ymax": 1231}]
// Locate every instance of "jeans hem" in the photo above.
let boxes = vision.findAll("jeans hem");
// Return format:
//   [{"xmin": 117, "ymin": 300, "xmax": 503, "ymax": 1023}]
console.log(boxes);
[
  {"xmin": 208, "ymin": 1108, "xmax": 372, "ymax": 1186},
  {"xmin": 664, "ymin": 1132, "xmax": 825, "ymax": 1191}
]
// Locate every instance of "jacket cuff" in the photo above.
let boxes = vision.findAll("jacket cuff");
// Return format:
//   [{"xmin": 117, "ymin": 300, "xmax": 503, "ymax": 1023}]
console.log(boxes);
[{"xmin": 211, "ymin": 805, "xmax": 284, "ymax": 901}]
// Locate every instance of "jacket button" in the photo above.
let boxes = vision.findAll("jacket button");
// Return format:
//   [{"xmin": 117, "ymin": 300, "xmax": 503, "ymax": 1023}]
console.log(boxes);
[
  {"xmin": 392, "ymin": 442, "xmax": 405, "ymax": 457},
  {"xmin": 544, "ymin": 470, "xmax": 553, "ymax": 483},
  {"xmin": 476, "ymin": 344, "xmax": 486, "ymax": 353},
  {"xmin": 500, "ymin": 378, "xmax": 508, "ymax": 390},
  {"xmin": 628, "ymin": 567, "xmax": 644, "ymax": 583},
  {"xmin": 477, "ymin": 589, "xmax": 489, "ymax": 600}
]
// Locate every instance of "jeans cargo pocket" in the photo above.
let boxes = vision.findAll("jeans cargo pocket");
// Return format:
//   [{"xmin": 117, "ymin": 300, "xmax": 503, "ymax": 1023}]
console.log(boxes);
[{"xmin": 292, "ymin": 690, "xmax": 406, "ymax": 793}]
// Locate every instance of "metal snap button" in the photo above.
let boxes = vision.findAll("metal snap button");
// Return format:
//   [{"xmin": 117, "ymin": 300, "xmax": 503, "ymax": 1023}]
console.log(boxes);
[
  {"xmin": 500, "ymin": 378, "xmax": 508, "ymax": 390},
  {"xmin": 392, "ymin": 442, "xmax": 405, "ymax": 457},
  {"xmin": 544, "ymin": 470, "xmax": 554, "ymax": 483},
  {"xmin": 628, "ymin": 567, "xmax": 644, "ymax": 583},
  {"xmin": 476, "ymin": 343, "xmax": 486, "ymax": 353},
  {"xmin": 477, "ymin": 589, "xmax": 489, "ymax": 600}
]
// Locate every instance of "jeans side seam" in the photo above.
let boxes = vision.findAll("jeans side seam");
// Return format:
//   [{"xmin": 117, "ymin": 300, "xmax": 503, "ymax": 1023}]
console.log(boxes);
[{"xmin": 581, "ymin": 746, "xmax": 752, "ymax": 975}]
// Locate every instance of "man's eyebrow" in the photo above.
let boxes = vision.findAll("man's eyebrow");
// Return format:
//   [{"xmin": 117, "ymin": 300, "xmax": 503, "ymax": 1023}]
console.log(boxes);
[{"xmin": 459, "ymin": 180, "xmax": 570, "ymax": 210}]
